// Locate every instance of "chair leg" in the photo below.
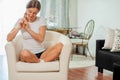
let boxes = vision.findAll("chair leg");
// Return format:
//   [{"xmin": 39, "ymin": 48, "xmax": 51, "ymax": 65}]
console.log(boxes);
[
  {"xmin": 86, "ymin": 45, "xmax": 94, "ymax": 59},
  {"xmin": 70, "ymin": 45, "xmax": 74, "ymax": 60},
  {"xmin": 83, "ymin": 46, "xmax": 87, "ymax": 56},
  {"xmin": 97, "ymin": 68, "xmax": 103, "ymax": 79},
  {"xmin": 98, "ymin": 67, "xmax": 103, "ymax": 73},
  {"xmin": 87, "ymin": 45, "xmax": 94, "ymax": 59},
  {"xmin": 75, "ymin": 45, "xmax": 79, "ymax": 54},
  {"xmin": 113, "ymin": 63, "xmax": 120, "ymax": 80}
]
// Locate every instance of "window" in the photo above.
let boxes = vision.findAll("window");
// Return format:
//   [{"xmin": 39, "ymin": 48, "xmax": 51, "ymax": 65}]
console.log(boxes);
[{"xmin": 40, "ymin": 0, "xmax": 69, "ymax": 29}]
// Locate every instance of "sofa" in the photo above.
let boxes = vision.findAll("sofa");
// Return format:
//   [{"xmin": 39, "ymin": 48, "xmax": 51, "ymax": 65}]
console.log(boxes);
[{"xmin": 95, "ymin": 40, "xmax": 120, "ymax": 73}]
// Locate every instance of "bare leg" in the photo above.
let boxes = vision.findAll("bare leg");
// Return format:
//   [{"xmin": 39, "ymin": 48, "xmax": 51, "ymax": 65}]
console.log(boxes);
[
  {"xmin": 40, "ymin": 42, "xmax": 63, "ymax": 62},
  {"xmin": 20, "ymin": 49, "xmax": 40, "ymax": 63}
]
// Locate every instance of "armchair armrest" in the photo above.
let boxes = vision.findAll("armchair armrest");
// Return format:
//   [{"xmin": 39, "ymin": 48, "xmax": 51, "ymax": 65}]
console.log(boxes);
[
  {"xmin": 5, "ymin": 42, "xmax": 17, "ymax": 62},
  {"xmin": 59, "ymin": 36, "xmax": 72, "ymax": 71},
  {"xmin": 5, "ymin": 42, "xmax": 17, "ymax": 75}
]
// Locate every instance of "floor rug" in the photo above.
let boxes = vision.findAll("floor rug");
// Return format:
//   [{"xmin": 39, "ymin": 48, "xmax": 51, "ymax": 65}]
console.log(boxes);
[{"xmin": 69, "ymin": 54, "xmax": 95, "ymax": 68}]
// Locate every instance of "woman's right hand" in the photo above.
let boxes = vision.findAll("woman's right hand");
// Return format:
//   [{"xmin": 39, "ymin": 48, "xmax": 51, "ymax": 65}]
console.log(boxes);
[
  {"xmin": 19, "ymin": 18, "xmax": 29, "ymax": 30},
  {"xmin": 19, "ymin": 19, "xmax": 25, "ymax": 29}
]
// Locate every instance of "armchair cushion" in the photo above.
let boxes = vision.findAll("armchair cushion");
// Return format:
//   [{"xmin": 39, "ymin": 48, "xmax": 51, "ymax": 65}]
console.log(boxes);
[{"xmin": 16, "ymin": 60, "xmax": 59, "ymax": 72}]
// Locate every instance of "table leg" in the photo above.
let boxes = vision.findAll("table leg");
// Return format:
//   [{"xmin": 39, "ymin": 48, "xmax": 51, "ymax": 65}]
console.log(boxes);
[
  {"xmin": 75, "ymin": 45, "xmax": 79, "ymax": 54},
  {"xmin": 83, "ymin": 46, "xmax": 86, "ymax": 56}
]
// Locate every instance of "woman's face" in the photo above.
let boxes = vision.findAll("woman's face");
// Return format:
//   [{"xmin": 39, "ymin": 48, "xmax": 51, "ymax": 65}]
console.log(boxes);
[{"xmin": 26, "ymin": 8, "xmax": 39, "ymax": 22}]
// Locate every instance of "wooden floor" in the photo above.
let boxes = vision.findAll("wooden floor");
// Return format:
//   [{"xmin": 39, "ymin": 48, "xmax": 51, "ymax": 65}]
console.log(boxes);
[
  {"xmin": 68, "ymin": 66, "xmax": 113, "ymax": 80},
  {"xmin": 0, "ymin": 55, "xmax": 113, "ymax": 80}
]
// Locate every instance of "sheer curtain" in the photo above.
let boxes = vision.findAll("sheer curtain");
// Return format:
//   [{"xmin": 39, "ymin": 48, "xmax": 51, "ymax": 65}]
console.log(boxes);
[{"xmin": 40, "ymin": 0, "xmax": 69, "ymax": 29}]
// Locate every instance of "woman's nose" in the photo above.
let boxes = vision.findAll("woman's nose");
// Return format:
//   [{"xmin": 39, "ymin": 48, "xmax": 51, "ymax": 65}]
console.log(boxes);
[{"xmin": 29, "ymin": 13, "xmax": 33, "ymax": 17}]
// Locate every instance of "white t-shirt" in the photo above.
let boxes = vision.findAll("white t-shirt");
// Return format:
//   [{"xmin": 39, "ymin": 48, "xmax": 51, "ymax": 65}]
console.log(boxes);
[{"xmin": 14, "ymin": 17, "xmax": 46, "ymax": 54}]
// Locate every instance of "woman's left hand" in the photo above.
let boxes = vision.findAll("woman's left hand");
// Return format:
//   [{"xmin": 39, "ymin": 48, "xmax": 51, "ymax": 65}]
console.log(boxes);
[{"xmin": 23, "ymin": 18, "xmax": 30, "ymax": 31}]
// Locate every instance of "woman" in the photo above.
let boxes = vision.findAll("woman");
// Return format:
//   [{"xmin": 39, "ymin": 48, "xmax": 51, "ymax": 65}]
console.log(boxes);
[{"xmin": 7, "ymin": 0, "xmax": 63, "ymax": 63}]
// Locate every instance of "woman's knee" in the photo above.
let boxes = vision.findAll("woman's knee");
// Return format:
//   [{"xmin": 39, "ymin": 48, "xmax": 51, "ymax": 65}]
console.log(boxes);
[
  {"xmin": 20, "ymin": 49, "xmax": 30, "ymax": 58},
  {"xmin": 57, "ymin": 42, "xmax": 63, "ymax": 50},
  {"xmin": 20, "ymin": 49, "xmax": 40, "ymax": 63}
]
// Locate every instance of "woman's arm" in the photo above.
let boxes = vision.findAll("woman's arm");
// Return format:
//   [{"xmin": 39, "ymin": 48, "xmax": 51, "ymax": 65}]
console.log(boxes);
[
  {"xmin": 7, "ymin": 27, "xmax": 21, "ymax": 42},
  {"xmin": 25, "ymin": 25, "xmax": 47, "ymax": 43},
  {"xmin": 20, "ymin": 17, "xmax": 47, "ymax": 43},
  {"xmin": 7, "ymin": 19, "xmax": 24, "ymax": 42}
]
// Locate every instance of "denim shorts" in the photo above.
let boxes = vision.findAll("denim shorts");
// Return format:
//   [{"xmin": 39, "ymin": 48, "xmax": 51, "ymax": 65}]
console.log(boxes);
[{"xmin": 35, "ymin": 51, "xmax": 45, "ymax": 58}]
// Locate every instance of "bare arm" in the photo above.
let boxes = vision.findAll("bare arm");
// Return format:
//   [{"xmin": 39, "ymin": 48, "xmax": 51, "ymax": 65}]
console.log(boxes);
[
  {"xmin": 7, "ymin": 27, "xmax": 21, "ymax": 42},
  {"xmin": 25, "ymin": 25, "xmax": 46, "ymax": 43},
  {"xmin": 7, "ymin": 18, "xmax": 24, "ymax": 42}
]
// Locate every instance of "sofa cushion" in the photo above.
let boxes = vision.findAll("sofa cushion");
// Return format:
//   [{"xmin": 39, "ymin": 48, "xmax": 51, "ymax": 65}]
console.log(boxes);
[
  {"xmin": 102, "ymin": 28, "xmax": 115, "ymax": 49},
  {"xmin": 16, "ymin": 60, "xmax": 59, "ymax": 72},
  {"xmin": 111, "ymin": 29, "xmax": 120, "ymax": 52}
]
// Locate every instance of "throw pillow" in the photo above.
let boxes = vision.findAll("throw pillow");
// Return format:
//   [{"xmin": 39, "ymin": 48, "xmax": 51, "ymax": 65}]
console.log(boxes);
[
  {"xmin": 111, "ymin": 29, "xmax": 120, "ymax": 52},
  {"xmin": 102, "ymin": 28, "xmax": 115, "ymax": 49}
]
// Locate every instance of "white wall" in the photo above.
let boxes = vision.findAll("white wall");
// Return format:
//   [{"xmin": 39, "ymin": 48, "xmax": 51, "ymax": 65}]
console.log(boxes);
[
  {"xmin": 0, "ymin": 0, "xmax": 28, "ymax": 54},
  {"xmin": 77, "ymin": 0, "xmax": 120, "ymax": 56}
]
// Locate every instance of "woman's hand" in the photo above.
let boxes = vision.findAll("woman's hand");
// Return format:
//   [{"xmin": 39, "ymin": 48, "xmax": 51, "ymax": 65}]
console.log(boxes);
[
  {"xmin": 22, "ymin": 18, "xmax": 30, "ymax": 31},
  {"xmin": 19, "ymin": 19, "xmax": 25, "ymax": 29},
  {"xmin": 19, "ymin": 18, "xmax": 30, "ymax": 31}
]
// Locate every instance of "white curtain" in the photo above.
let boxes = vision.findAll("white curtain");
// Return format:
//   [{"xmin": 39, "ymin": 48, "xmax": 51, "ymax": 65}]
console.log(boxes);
[{"xmin": 40, "ymin": 0, "xmax": 69, "ymax": 29}]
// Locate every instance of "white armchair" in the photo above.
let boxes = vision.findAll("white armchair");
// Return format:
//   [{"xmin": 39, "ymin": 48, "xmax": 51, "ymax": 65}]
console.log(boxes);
[{"xmin": 5, "ymin": 31, "xmax": 72, "ymax": 80}]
